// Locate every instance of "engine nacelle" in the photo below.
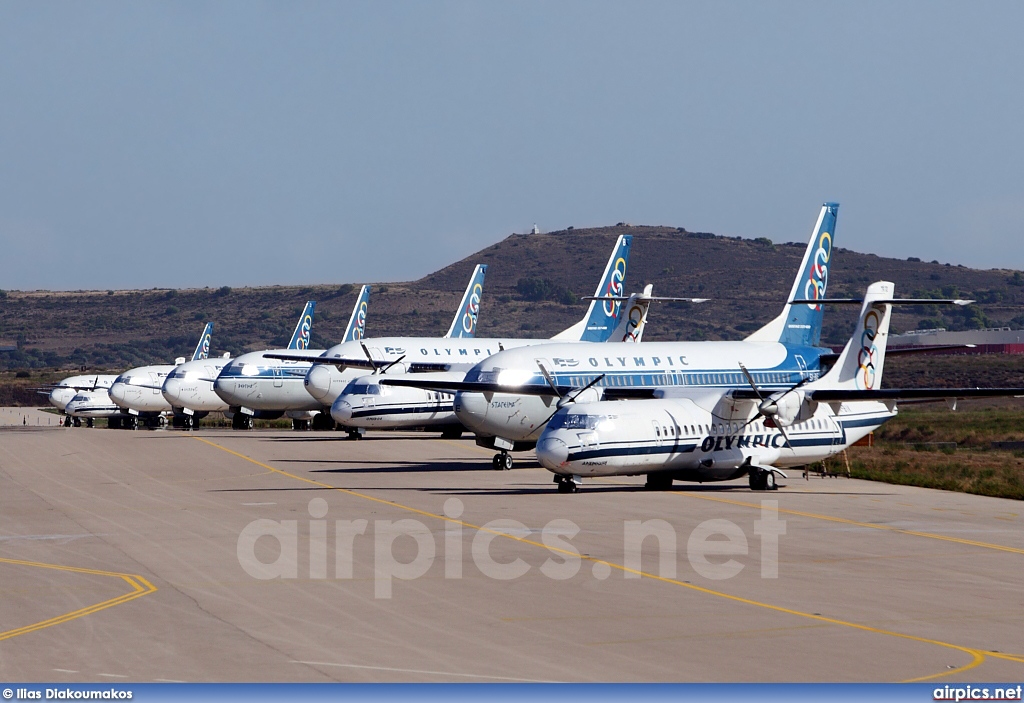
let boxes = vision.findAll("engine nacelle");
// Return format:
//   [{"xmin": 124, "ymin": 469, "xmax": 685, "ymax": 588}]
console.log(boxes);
[{"xmin": 771, "ymin": 391, "xmax": 816, "ymax": 426}]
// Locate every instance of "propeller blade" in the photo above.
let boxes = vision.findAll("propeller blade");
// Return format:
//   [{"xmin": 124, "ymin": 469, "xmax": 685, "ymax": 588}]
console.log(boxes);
[
  {"xmin": 359, "ymin": 342, "xmax": 378, "ymax": 375},
  {"xmin": 567, "ymin": 374, "xmax": 606, "ymax": 403},
  {"xmin": 738, "ymin": 363, "xmax": 764, "ymax": 401},
  {"xmin": 381, "ymin": 355, "xmax": 406, "ymax": 375},
  {"xmin": 536, "ymin": 362, "xmax": 564, "ymax": 399}
]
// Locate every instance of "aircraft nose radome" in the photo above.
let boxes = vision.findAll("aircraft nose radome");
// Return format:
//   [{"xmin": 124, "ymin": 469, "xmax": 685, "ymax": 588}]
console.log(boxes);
[
  {"xmin": 453, "ymin": 392, "xmax": 489, "ymax": 431},
  {"xmin": 305, "ymin": 366, "xmax": 333, "ymax": 401},
  {"xmin": 108, "ymin": 384, "xmax": 124, "ymax": 403},
  {"xmin": 330, "ymin": 400, "xmax": 353, "ymax": 424},
  {"xmin": 536, "ymin": 437, "xmax": 569, "ymax": 470},
  {"xmin": 162, "ymin": 379, "xmax": 180, "ymax": 400}
]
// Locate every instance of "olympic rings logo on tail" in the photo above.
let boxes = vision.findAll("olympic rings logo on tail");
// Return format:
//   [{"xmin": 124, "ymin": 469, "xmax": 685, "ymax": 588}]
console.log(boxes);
[
  {"xmin": 200, "ymin": 334, "xmax": 211, "ymax": 358},
  {"xmin": 621, "ymin": 303, "xmax": 644, "ymax": 342},
  {"xmin": 803, "ymin": 231, "xmax": 832, "ymax": 310},
  {"xmin": 461, "ymin": 283, "xmax": 483, "ymax": 335},
  {"xmin": 601, "ymin": 257, "xmax": 627, "ymax": 318},
  {"xmin": 297, "ymin": 315, "xmax": 312, "ymax": 349},
  {"xmin": 350, "ymin": 301, "xmax": 368, "ymax": 341},
  {"xmin": 855, "ymin": 308, "xmax": 881, "ymax": 389}
]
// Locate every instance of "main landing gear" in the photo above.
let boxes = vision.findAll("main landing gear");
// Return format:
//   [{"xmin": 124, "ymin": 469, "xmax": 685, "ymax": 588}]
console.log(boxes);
[
  {"xmin": 644, "ymin": 473, "xmax": 674, "ymax": 491},
  {"xmin": 63, "ymin": 415, "xmax": 72, "ymax": 427},
  {"xmin": 492, "ymin": 452, "xmax": 513, "ymax": 471},
  {"xmin": 554, "ymin": 475, "xmax": 581, "ymax": 493},
  {"xmin": 748, "ymin": 468, "xmax": 778, "ymax": 491}
]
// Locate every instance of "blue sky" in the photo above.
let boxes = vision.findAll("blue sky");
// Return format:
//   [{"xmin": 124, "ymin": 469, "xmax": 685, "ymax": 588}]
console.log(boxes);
[{"xmin": 2, "ymin": 1, "xmax": 1022, "ymax": 290}]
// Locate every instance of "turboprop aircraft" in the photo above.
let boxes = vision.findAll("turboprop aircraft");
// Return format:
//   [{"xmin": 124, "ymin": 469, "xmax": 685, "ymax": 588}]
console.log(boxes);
[
  {"xmin": 64, "ymin": 389, "xmax": 125, "ymax": 428},
  {"xmin": 108, "ymin": 323, "xmax": 214, "ymax": 429},
  {"xmin": 382, "ymin": 203, "xmax": 846, "ymax": 468},
  {"xmin": 300, "ymin": 264, "xmax": 492, "ymax": 408},
  {"xmin": 329, "ymin": 286, "xmax": 655, "ymax": 439},
  {"xmin": 44, "ymin": 374, "xmax": 119, "ymax": 424},
  {"xmin": 535, "ymin": 281, "xmax": 1024, "ymax": 492}
]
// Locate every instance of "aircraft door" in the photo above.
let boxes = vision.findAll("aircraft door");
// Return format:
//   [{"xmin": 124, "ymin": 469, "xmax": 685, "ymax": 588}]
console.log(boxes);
[
  {"xmin": 273, "ymin": 368, "xmax": 284, "ymax": 388},
  {"xmin": 149, "ymin": 371, "xmax": 161, "ymax": 395}
]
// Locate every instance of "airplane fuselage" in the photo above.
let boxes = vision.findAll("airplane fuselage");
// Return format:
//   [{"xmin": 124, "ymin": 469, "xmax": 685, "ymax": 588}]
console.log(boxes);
[
  {"xmin": 536, "ymin": 397, "xmax": 894, "ymax": 481},
  {"xmin": 331, "ymin": 372, "xmax": 463, "ymax": 430},
  {"xmin": 214, "ymin": 350, "xmax": 326, "ymax": 412},
  {"xmin": 109, "ymin": 365, "xmax": 177, "ymax": 414},
  {"xmin": 163, "ymin": 357, "xmax": 232, "ymax": 412}
]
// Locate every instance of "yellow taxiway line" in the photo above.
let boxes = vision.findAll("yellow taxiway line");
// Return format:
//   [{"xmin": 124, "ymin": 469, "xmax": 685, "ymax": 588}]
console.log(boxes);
[
  {"xmin": 194, "ymin": 436, "xmax": 1022, "ymax": 683},
  {"xmin": 0, "ymin": 557, "xmax": 157, "ymax": 642}
]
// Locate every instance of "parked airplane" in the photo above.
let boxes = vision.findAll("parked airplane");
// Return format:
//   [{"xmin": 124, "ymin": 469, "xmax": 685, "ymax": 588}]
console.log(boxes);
[
  {"xmin": 108, "ymin": 323, "xmax": 214, "ymax": 429},
  {"xmin": 382, "ymin": 203, "xmax": 846, "ymax": 468},
  {"xmin": 213, "ymin": 289, "xmax": 380, "ymax": 429},
  {"xmin": 45, "ymin": 374, "xmax": 118, "ymax": 424},
  {"xmin": 165, "ymin": 292, "xmax": 365, "ymax": 430},
  {"xmin": 289, "ymin": 236, "xmax": 639, "ymax": 427},
  {"xmin": 302, "ymin": 265, "xmax": 489, "ymax": 408},
  {"xmin": 535, "ymin": 281, "xmax": 1024, "ymax": 492},
  {"xmin": 64, "ymin": 389, "xmax": 125, "ymax": 428},
  {"xmin": 330, "ymin": 286, "xmax": 656, "ymax": 438}
]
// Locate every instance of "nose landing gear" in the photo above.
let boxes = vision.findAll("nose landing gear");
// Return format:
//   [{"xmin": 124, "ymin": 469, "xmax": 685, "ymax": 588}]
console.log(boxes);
[
  {"xmin": 492, "ymin": 452, "xmax": 513, "ymax": 471},
  {"xmin": 554, "ymin": 475, "xmax": 581, "ymax": 493}
]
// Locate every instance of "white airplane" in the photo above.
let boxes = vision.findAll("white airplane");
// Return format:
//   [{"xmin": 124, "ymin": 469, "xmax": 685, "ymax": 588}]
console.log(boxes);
[
  {"xmin": 535, "ymin": 281, "xmax": 1024, "ymax": 492},
  {"xmin": 160, "ymin": 348, "xmax": 233, "ymax": 430},
  {"xmin": 213, "ymin": 293, "xmax": 371, "ymax": 430},
  {"xmin": 329, "ymin": 286, "xmax": 654, "ymax": 438},
  {"xmin": 64, "ymin": 389, "xmax": 124, "ymax": 428},
  {"xmin": 218, "ymin": 266, "xmax": 492, "ymax": 432},
  {"xmin": 302, "ymin": 264, "xmax": 490, "ymax": 408},
  {"xmin": 382, "ymin": 203, "xmax": 846, "ymax": 468},
  {"xmin": 267, "ymin": 236, "xmax": 663, "ymax": 440},
  {"xmin": 44, "ymin": 374, "xmax": 118, "ymax": 424},
  {"xmin": 108, "ymin": 323, "xmax": 214, "ymax": 429}
]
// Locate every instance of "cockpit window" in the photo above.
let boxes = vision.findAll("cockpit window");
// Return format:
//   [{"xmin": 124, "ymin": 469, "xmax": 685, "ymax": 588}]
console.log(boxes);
[
  {"xmin": 345, "ymin": 382, "xmax": 382, "ymax": 396},
  {"xmin": 548, "ymin": 413, "xmax": 615, "ymax": 431}
]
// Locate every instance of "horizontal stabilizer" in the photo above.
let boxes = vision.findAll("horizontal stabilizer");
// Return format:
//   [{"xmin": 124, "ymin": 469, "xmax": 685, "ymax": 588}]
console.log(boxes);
[{"xmin": 790, "ymin": 298, "xmax": 975, "ymax": 306}]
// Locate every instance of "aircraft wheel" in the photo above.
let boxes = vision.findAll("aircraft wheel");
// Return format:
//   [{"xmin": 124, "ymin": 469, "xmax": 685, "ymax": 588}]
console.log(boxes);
[
  {"xmin": 86, "ymin": 418, "xmax": 94, "ymax": 428},
  {"xmin": 184, "ymin": 415, "xmax": 195, "ymax": 431},
  {"xmin": 72, "ymin": 417, "xmax": 81, "ymax": 427},
  {"xmin": 749, "ymin": 469, "xmax": 769, "ymax": 491},
  {"xmin": 765, "ymin": 471, "xmax": 777, "ymax": 491},
  {"xmin": 63, "ymin": 415, "xmax": 72, "ymax": 427},
  {"xmin": 348, "ymin": 429, "xmax": 361, "ymax": 440},
  {"xmin": 645, "ymin": 473, "xmax": 673, "ymax": 491},
  {"xmin": 493, "ymin": 452, "xmax": 512, "ymax": 470},
  {"xmin": 556, "ymin": 477, "xmax": 579, "ymax": 493}
]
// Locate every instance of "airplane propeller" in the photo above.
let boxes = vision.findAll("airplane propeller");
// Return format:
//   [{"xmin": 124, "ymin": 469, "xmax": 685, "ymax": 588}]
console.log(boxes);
[
  {"xmin": 737, "ymin": 363, "xmax": 813, "ymax": 449},
  {"xmin": 536, "ymin": 361, "xmax": 606, "ymax": 426}
]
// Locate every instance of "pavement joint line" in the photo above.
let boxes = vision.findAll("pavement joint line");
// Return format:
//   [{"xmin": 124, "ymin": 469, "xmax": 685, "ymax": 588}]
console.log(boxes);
[
  {"xmin": 291, "ymin": 660, "xmax": 555, "ymax": 682},
  {"xmin": 194, "ymin": 436, "xmax": 1020, "ymax": 683},
  {"xmin": 0, "ymin": 557, "xmax": 158, "ymax": 642}
]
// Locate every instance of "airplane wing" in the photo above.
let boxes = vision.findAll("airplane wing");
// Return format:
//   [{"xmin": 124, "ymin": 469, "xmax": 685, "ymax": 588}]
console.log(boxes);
[
  {"xmin": 379, "ymin": 377, "xmax": 570, "ymax": 396},
  {"xmin": 729, "ymin": 387, "xmax": 1024, "ymax": 402},
  {"xmin": 817, "ymin": 344, "xmax": 978, "ymax": 367}
]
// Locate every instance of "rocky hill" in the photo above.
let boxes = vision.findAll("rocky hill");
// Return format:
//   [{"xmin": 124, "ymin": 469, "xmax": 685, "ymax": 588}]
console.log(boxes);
[{"xmin": 3, "ymin": 224, "xmax": 1024, "ymax": 371}]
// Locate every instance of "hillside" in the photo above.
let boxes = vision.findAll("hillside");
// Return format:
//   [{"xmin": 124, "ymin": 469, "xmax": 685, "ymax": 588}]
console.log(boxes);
[{"xmin": 3, "ymin": 224, "xmax": 1024, "ymax": 371}]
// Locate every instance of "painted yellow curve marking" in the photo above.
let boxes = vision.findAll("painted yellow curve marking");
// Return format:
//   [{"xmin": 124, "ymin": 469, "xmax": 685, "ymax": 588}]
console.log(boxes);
[
  {"xmin": 193, "ymin": 436, "xmax": 1024, "ymax": 683},
  {"xmin": 0, "ymin": 557, "xmax": 157, "ymax": 642}
]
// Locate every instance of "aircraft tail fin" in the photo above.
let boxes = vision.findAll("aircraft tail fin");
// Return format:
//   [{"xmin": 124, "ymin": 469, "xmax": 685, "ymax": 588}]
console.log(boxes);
[
  {"xmin": 191, "ymin": 323, "xmax": 213, "ymax": 361},
  {"xmin": 445, "ymin": 264, "xmax": 487, "ymax": 338},
  {"xmin": 609, "ymin": 285, "xmax": 653, "ymax": 343},
  {"xmin": 745, "ymin": 202, "xmax": 838, "ymax": 347},
  {"xmin": 288, "ymin": 301, "xmax": 316, "ymax": 350},
  {"xmin": 341, "ymin": 286, "xmax": 371, "ymax": 342},
  {"xmin": 552, "ymin": 234, "xmax": 632, "ymax": 341},
  {"xmin": 814, "ymin": 282, "xmax": 894, "ymax": 391}
]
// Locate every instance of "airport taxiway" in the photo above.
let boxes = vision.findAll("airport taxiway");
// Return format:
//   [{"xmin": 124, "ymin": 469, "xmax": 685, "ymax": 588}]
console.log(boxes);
[{"xmin": 1, "ymin": 422, "xmax": 1022, "ymax": 682}]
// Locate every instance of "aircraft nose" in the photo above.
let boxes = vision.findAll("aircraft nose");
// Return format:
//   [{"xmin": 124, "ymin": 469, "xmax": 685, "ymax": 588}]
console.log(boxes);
[
  {"xmin": 331, "ymin": 400, "xmax": 353, "ymax": 424},
  {"xmin": 305, "ymin": 365, "xmax": 333, "ymax": 401},
  {"xmin": 109, "ymin": 383, "xmax": 125, "ymax": 404},
  {"xmin": 453, "ymin": 392, "xmax": 489, "ymax": 432},
  {"xmin": 536, "ymin": 437, "xmax": 569, "ymax": 470},
  {"xmin": 162, "ymin": 379, "xmax": 180, "ymax": 401}
]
